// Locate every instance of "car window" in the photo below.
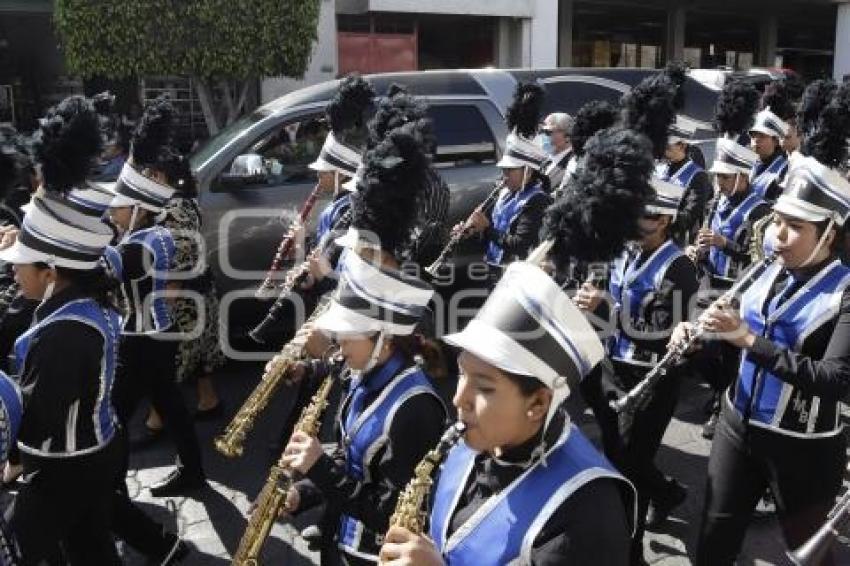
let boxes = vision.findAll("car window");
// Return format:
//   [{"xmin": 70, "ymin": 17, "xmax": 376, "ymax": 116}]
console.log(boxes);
[
  {"xmin": 217, "ymin": 113, "xmax": 328, "ymax": 190},
  {"xmin": 540, "ymin": 80, "xmax": 626, "ymax": 116},
  {"xmin": 427, "ymin": 105, "xmax": 497, "ymax": 166}
]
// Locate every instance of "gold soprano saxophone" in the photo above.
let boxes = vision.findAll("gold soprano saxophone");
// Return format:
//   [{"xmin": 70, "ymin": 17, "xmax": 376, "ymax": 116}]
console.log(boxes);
[
  {"xmin": 232, "ymin": 353, "xmax": 343, "ymax": 566},
  {"xmin": 748, "ymin": 213, "xmax": 773, "ymax": 264},
  {"xmin": 386, "ymin": 422, "xmax": 467, "ymax": 535},
  {"xmin": 215, "ymin": 296, "xmax": 332, "ymax": 458}
]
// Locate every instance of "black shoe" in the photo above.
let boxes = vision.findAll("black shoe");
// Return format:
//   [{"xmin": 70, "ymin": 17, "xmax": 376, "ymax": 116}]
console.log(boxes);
[
  {"xmin": 159, "ymin": 533, "xmax": 192, "ymax": 565},
  {"xmin": 646, "ymin": 480, "xmax": 687, "ymax": 529},
  {"xmin": 193, "ymin": 402, "xmax": 224, "ymax": 421},
  {"xmin": 301, "ymin": 524, "xmax": 323, "ymax": 552},
  {"xmin": 150, "ymin": 468, "xmax": 207, "ymax": 498},
  {"xmin": 702, "ymin": 412, "xmax": 719, "ymax": 439}
]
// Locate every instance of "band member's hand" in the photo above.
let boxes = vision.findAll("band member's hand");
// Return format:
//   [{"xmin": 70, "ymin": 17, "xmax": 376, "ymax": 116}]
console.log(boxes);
[
  {"xmin": 308, "ymin": 253, "xmax": 333, "ymax": 283},
  {"xmin": 685, "ymin": 245, "xmax": 699, "ymax": 264},
  {"xmin": 297, "ymin": 324, "xmax": 331, "ymax": 359},
  {"xmin": 0, "ymin": 227, "xmax": 19, "ymax": 250},
  {"xmin": 700, "ymin": 300, "xmax": 756, "ymax": 348},
  {"xmin": 697, "ymin": 229, "xmax": 726, "ymax": 250},
  {"xmin": 574, "ymin": 281, "xmax": 604, "ymax": 312},
  {"xmin": 379, "ymin": 526, "xmax": 445, "ymax": 566},
  {"xmin": 668, "ymin": 322, "xmax": 701, "ymax": 354},
  {"xmin": 450, "ymin": 222, "xmax": 466, "ymax": 237},
  {"xmin": 467, "ymin": 208, "xmax": 490, "ymax": 234},
  {"xmin": 283, "ymin": 360, "xmax": 309, "ymax": 385},
  {"xmin": 281, "ymin": 487, "xmax": 300, "ymax": 516},
  {"xmin": 282, "ymin": 431, "xmax": 323, "ymax": 474}
]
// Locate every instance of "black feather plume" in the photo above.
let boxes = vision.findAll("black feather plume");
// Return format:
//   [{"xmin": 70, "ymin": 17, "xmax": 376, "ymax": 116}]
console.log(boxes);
[
  {"xmin": 713, "ymin": 80, "xmax": 759, "ymax": 138},
  {"xmin": 352, "ymin": 121, "xmax": 432, "ymax": 258},
  {"xmin": 798, "ymin": 79, "xmax": 837, "ymax": 140},
  {"xmin": 621, "ymin": 73, "xmax": 678, "ymax": 158},
  {"xmin": 33, "ymin": 95, "xmax": 102, "ymax": 194},
  {"xmin": 542, "ymin": 126, "xmax": 654, "ymax": 267},
  {"xmin": 505, "ymin": 83, "xmax": 545, "ymax": 138},
  {"xmin": 664, "ymin": 61, "xmax": 688, "ymax": 111},
  {"xmin": 326, "ymin": 74, "xmax": 375, "ymax": 149},
  {"xmin": 801, "ymin": 80, "xmax": 850, "ymax": 168},
  {"xmin": 569, "ymin": 100, "xmax": 619, "ymax": 156},
  {"xmin": 760, "ymin": 79, "xmax": 797, "ymax": 121},
  {"xmin": 131, "ymin": 95, "xmax": 176, "ymax": 169},
  {"xmin": 367, "ymin": 85, "xmax": 435, "ymax": 153}
]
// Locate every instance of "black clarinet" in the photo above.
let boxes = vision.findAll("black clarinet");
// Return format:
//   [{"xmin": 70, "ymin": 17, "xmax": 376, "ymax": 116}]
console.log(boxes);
[
  {"xmin": 249, "ymin": 210, "xmax": 352, "ymax": 344},
  {"xmin": 424, "ymin": 180, "xmax": 504, "ymax": 277},
  {"xmin": 609, "ymin": 255, "xmax": 776, "ymax": 417}
]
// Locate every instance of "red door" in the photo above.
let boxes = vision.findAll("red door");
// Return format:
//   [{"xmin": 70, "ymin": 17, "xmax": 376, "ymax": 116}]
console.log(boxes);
[{"xmin": 338, "ymin": 31, "xmax": 418, "ymax": 75}]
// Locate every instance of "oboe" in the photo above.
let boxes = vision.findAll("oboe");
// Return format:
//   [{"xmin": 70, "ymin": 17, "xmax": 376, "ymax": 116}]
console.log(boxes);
[
  {"xmin": 256, "ymin": 183, "xmax": 323, "ymax": 298},
  {"xmin": 425, "ymin": 180, "xmax": 505, "ymax": 277},
  {"xmin": 609, "ymin": 255, "xmax": 776, "ymax": 417}
]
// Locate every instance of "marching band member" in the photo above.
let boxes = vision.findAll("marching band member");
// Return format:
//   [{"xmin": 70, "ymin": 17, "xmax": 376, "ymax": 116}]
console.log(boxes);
[
  {"xmin": 676, "ymin": 82, "xmax": 850, "ymax": 566},
  {"xmin": 538, "ymin": 112, "xmax": 574, "ymax": 193},
  {"xmin": 281, "ymin": 251, "xmax": 446, "ymax": 566},
  {"xmin": 577, "ymin": 176, "xmax": 698, "ymax": 561},
  {"xmin": 380, "ymin": 261, "xmax": 635, "ymax": 565},
  {"xmin": 748, "ymin": 80, "xmax": 795, "ymax": 201},
  {"xmin": 658, "ymin": 117, "xmax": 712, "ymax": 246},
  {"xmin": 0, "ymin": 368, "xmax": 22, "ymax": 565},
  {"xmin": 458, "ymin": 84, "xmax": 551, "ymax": 285},
  {"xmin": 1, "ymin": 96, "xmax": 123, "ymax": 564}
]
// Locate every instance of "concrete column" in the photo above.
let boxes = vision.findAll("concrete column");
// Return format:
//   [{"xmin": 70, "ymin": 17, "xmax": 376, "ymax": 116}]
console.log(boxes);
[
  {"xmin": 558, "ymin": 0, "xmax": 574, "ymax": 67},
  {"xmin": 666, "ymin": 4, "xmax": 686, "ymax": 64},
  {"xmin": 758, "ymin": 13, "xmax": 778, "ymax": 67},
  {"xmin": 520, "ymin": 17, "xmax": 533, "ymax": 67},
  {"xmin": 495, "ymin": 18, "xmax": 515, "ymax": 67},
  {"xmin": 835, "ymin": 2, "xmax": 850, "ymax": 81},
  {"xmin": 530, "ymin": 0, "xmax": 558, "ymax": 67}
]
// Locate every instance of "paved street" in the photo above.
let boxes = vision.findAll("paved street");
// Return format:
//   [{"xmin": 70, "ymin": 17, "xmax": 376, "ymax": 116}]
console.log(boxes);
[{"xmin": 119, "ymin": 361, "xmax": 850, "ymax": 565}]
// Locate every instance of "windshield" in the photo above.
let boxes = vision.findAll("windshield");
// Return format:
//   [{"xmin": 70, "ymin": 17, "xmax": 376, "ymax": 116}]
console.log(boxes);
[{"xmin": 189, "ymin": 111, "xmax": 268, "ymax": 172}]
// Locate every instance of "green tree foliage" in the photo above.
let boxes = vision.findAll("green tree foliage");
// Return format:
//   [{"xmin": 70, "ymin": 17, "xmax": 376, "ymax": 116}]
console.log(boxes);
[{"xmin": 54, "ymin": 0, "xmax": 321, "ymax": 134}]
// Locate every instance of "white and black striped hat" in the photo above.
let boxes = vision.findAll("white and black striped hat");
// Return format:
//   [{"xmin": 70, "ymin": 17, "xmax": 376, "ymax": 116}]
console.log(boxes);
[
  {"xmin": 110, "ymin": 162, "xmax": 175, "ymax": 212},
  {"xmin": 496, "ymin": 131, "xmax": 548, "ymax": 171},
  {"xmin": 648, "ymin": 176, "xmax": 685, "ymax": 217},
  {"xmin": 314, "ymin": 251, "xmax": 434, "ymax": 336},
  {"xmin": 444, "ymin": 261, "xmax": 604, "ymax": 397},
  {"xmin": 67, "ymin": 180, "xmax": 115, "ymax": 216},
  {"xmin": 0, "ymin": 193, "xmax": 113, "ymax": 269},
  {"xmin": 774, "ymin": 155, "xmax": 850, "ymax": 226},
  {"xmin": 709, "ymin": 137, "xmax": 759, "ymax": 175},
  {"xmin": 667, "ymin": 116, "xmax": 697, "ymax": 145},
  {"xmin": 308, "ymin": 132, "xmax": 362, "ymax": 180},
  {"xmin": 750, "ymin": 107, "xmax": 790, "ymax": 139}
]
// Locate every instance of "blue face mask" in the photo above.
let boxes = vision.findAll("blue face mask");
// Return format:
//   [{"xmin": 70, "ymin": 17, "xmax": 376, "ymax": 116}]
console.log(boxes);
[{"xmin": 534, "ymin": 133, "xmax": 555, "ymax": 156}]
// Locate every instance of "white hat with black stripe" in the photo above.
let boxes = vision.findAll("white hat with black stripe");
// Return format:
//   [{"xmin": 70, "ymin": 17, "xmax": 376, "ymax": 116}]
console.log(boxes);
[
  {"xmin": 110, "ymin": 162, "xmax": 175, "ymax": 213},
  {"xmin": 444, "ymin": 261, "xmax": 604, "ymax": 428},
  {"xmin": 308, "ymin": 132, "xmax": 362, "ymax": 184},
  {"xmin": 0, "ymin": 193, "xmax": 113, "ymax": 269},
  {"xmin": 709, "ymin": 137, "xmax": 759, "ymax": 175},
  {"xmin": 750, "ymin": 107, "xmax": 790, "ymax": 139},
  {"xmin": 67, "ymin": 180, "xmax": 116, "ymax": 217},
  {"xmin": 667, "ymin": 116, "xmax": 697, "ymax": 145},
  {"xmin": 314, "ymin": 251, "xmax": 434, "ymax": 337},
  {"xmin": 496, "ymin": 131, "xmax": 548, "ymax": 170},
  {"xmin": 648, "ymin": 177, "xmax": 685, "ymax": 218},
  {"xmin": 774, "ymin": 155, "xmax": 850, "ymax": 226}
]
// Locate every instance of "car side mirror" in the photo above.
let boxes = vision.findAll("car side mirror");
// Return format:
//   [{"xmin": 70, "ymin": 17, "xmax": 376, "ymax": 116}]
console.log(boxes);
[{"xmin": 218, "ymin": 153, "xmax": 270, "ymax": 188}]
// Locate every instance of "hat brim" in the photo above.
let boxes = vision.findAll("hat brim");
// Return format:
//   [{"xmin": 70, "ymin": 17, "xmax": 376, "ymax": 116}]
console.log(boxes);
[
  {"xmin": 749, "ymin": 125, "xmax": 783, "ymax": 138},
  {"xmin": 314, "ymin": 300, "xmax": 414, "ymax": 336},
  {"xmin": 773, "ymin": 196, "xmax": 835, "ymax": 224},
  {"xmin": 0, "ymin": 240, "xmax": 48, "ymax": 265},
  {"xmin": 308, "ymin": 157, "xmax": 338, "ymax": 173},
  {"xmin": 645, "ymin": 205, "xmax": 678, "ymax": 218},
  {"xmin": 89, "ymin": 181, "xmax": 117, "ymax": 194},
  {"xmin": 108, "ymin": 194, "xmax": 161, "ymax": 212},
  {"xmin": 708, "ymin": 161, "xmax": 748, "ymax": 175},
  {"xmin": 496, "ymin": 155, "xmax": 528, "ymax": 169},
  {"xmin": 341, "ymin": 177, "xmax": 357, "ymax": 192}
]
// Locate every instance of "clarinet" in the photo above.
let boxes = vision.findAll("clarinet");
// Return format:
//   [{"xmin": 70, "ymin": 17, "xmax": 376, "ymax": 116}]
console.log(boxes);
[
  {"xmin": 249, "ymin": 209, "xmax": 352, "ymax": 344},
  {"xmin": 609, "ymin": 255, "xmax": 776, "ymax": 417},
  {"xmin": 424, "ymin": 180, "xmax": 505, "ymax": 277},
  {"xmin": 256, "ymin": 183, "xmax": 323, "ymax": 298}
]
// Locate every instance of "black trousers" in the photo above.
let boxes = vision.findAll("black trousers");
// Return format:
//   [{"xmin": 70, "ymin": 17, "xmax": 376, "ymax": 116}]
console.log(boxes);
[
  {"xmin": 110, "ymin": 333, "xmax": 202, "ymax": 559},
  {"xmin": 9, "ymin": 436, "xmax": 123, "ymax": 565},
  {"xmin": 112, "ymin": 333, "xmax": 203, "ymax": 476},
  {"xmin": 696, "ymin": 394, "xmax": 845, "ymax": 566},
  {"xmin": 584, "ymin": 360, "xmax": 681, "ymax": 565}
]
